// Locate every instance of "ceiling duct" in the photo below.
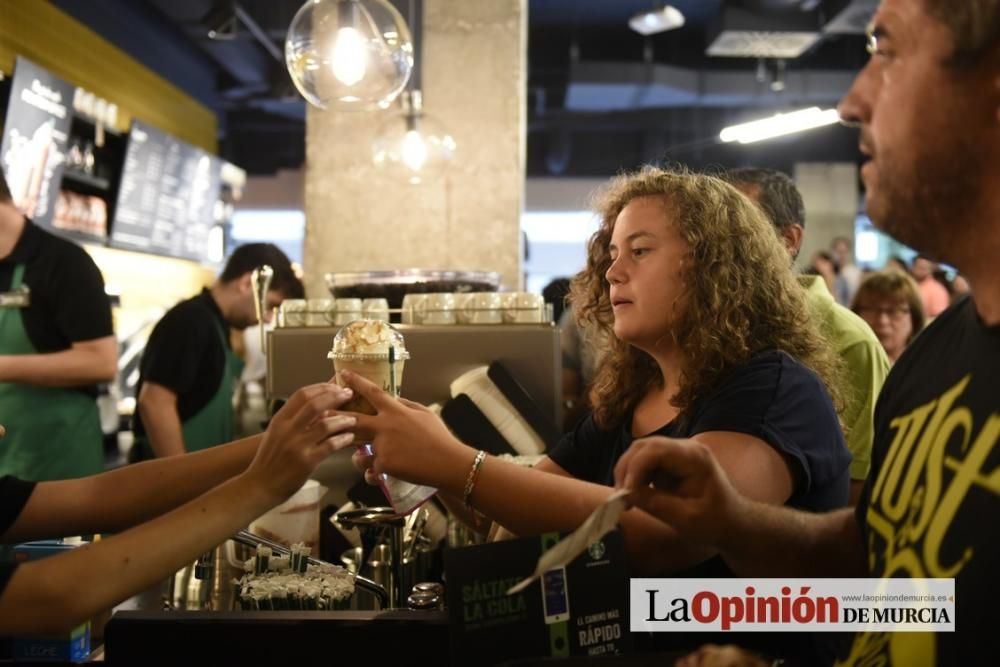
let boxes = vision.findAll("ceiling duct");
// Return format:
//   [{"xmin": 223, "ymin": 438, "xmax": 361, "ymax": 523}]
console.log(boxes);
[
  {"xmin": 564, "ymin": 61, "xmax": 855, "ymax": 112},
  {"xmin": 705, "ymin": 5, "xmax": 823, "ymax": 58}
]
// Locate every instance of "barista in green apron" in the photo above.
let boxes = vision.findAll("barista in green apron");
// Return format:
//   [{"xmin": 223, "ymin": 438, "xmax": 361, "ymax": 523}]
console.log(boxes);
[
  {"xmin": 131, "ymin": 318, "xmax": 243, "ymax": 460},
  {"xmin": 130, "ymin": 243, "xmax": 299, "ymax": 461},
  {"xmin": 0, "ymin": 265, "xmax": 104, "ymax": 480}
]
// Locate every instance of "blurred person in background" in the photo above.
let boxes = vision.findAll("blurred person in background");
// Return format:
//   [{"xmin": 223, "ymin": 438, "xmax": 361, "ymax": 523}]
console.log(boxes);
[
  {"xmin": 558, "ymin": 301, "xmax": 609, "ymax": 432},
  {"xmin": 541, "ymin": 276, "xmax": 571, "ymax": 324},
  {"xmin": 726, "ymin": 167, "xmax": 889, "ymax": 504},
  {"xmin": 805, "ymin": 250, "xmax": 841, "ymax": 298},
  {"xmin": 950, "ymin": 272, "xmax": 971, "ymax": 303},
  {"xmin": 910, "ymin": 254, "xmax": 950, "ymax": 318},
  {"xmin": 0, "ymin": 167, "xmax": 115, "ymax": 481},
  {"xmin": 546, "ymin": 275, "xmax": 611, "ymax": 431},
  {"xmin": 852, "ymin": 271, "xmax": 925, "ymax": 364},
  {"xmin": 131, "ymin": 243, "xmax": 299, "ymax": 461},
  {"xmin": 831, "ymin": 236, "xmax": 862, "ymax": 306},
  {"xmin": 883, "ymin": 254, "xmax": 910, "ymax": 274}
]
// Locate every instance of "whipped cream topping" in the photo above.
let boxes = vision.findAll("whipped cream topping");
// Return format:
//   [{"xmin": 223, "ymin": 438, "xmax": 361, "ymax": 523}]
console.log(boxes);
[{"xmin": 328, "ymin": 319, "xmax": 409, "ymax": 358}]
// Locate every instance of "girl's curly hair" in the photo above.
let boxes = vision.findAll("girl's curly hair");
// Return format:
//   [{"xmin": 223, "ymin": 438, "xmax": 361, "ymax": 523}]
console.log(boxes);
[{"xmin": 570, "ymin": 166, "xmax": 845, "ymax": 430}]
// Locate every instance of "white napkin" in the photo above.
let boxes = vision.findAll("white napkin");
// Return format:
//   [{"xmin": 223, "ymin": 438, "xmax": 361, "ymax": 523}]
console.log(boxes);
[{"xmin": 507, "ymin": 488, "xmax": 629, "ymax": 595}]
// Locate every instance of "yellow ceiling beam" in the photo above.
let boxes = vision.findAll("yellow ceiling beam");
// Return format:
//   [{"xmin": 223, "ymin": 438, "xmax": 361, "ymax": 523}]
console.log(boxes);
[{"xmin": 0, "ymin": 0, "xmax": 217, "ymax": 152}]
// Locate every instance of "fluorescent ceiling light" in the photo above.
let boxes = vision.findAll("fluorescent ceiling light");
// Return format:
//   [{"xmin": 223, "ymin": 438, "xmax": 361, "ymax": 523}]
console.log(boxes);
[
  {"xmin": 629, "ymin": 6, "xmax": 685, "ymax": 36},
  {"xmin": 719, "ymin": 107, "xmax": 840, "ymax": 144}
]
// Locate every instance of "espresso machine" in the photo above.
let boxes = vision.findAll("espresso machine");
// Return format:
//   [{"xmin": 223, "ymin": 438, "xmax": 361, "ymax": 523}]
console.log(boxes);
[{"xmin": 263, "ymin": 270, "xmax": 563, "ymax": 609}]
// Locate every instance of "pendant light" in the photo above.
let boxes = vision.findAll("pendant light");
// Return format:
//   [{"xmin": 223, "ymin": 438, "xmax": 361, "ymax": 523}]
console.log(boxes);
[
  {"xmin": 285, "ymin": 0, "xmax": 414, "ymax": 111},
  {"xmin": 371, "ymin": 0, "xmax": 456, "ymax": 184}
]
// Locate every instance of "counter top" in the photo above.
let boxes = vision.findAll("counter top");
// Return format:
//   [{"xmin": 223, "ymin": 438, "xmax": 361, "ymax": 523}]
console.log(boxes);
[{"xmin": 103, "ymin": 608, "xmax": 450, "ymax": 665}]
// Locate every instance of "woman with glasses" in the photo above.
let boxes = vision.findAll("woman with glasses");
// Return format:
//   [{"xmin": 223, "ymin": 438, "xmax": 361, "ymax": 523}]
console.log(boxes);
[{"xmin": 852, "ymin": 271, "xmax": 926, "ymax": 364}]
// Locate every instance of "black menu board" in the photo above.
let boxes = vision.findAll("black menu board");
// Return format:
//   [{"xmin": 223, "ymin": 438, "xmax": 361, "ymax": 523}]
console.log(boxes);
[
  {"xmin": 0, "ymin": 57, "xmax": 75, "ymax": 228},
  {"xmin": 111, "ymin": 120, "xmax": 221, "ymax": 261}
]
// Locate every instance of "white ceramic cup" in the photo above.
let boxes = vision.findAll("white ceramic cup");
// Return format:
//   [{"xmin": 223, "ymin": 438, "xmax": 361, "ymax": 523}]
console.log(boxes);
[
  {"xmin": 401, "ymin": 294, "xmax": 427, "ymax": 324},
  {"xmin": 333, "ymin": 298, "xmax": 363, "ymax": 325},
  {"xmin": 307, "ymin": 298, "xmax": 333, "ymax": 326},
  {"xmin": 280, "ymin": 299, "xmax": 308, "ymax": 327},
  {"xmin": 501, "ymin": 292, "xmax": 545, "ymax": 323},
  {"xmin": 415, "ymin": 292, "xmax": 457, "ymax": 325},
  {"xmin": 457, "ymin": 292, "xmax": 502, "ymax": 324},
  {"xmin": 362, "ymin": 298, "xmax": 390, "ymax": 322}
]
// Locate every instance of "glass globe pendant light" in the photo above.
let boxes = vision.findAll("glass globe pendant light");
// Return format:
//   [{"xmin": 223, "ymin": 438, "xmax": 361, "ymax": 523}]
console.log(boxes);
[
  {"xmin": 285, "ymin": 0, "xmax": 414, "ymax": 111},
  {"xmin": 373, "ymin": 91, "xmax": 456, "ymax": 185},
  {"xmin": 370, "ymin": 0, "xmax": 455, "ymax": 184}
]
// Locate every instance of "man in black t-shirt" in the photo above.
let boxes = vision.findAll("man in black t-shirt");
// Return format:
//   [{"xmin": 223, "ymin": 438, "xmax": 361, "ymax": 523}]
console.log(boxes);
[
  {"xmin": 131, "ymin": 243, "xmax": 299, "ymax": 460},
  {"xmin": 613, "ymin": 1, "xmax": 1000, "ymax": 665},
  {"xmin": 0, "ymin": 169, "xmax": 116, "ymax": 481}
]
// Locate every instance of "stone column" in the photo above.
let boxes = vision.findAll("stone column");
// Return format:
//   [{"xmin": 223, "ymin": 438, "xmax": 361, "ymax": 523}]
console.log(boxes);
[
  {"xmin": 303, "ymin": 0, "xmax": 527, "ymax": 296},
  {"xmin": 794, "ymin": 162, "xmax": 859, "ymax": 269}
]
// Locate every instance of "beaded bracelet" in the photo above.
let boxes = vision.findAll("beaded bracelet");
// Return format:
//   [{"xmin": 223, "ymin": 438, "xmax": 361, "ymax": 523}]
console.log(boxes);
[{"xmin": 463, "ymin": 450, "xmax": 487, "ymax": 510}]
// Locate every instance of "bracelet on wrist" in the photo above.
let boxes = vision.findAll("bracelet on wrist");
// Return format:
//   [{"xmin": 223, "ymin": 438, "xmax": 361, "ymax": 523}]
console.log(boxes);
[{"xmin": 462, "ymin": 450, "xmax": 487, "ymax": 510}]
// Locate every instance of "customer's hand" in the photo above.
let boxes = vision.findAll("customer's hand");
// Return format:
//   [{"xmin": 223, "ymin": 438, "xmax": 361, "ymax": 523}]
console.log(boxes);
[
  {"xmin": 339, "ymin": 370, "xmax": 465, "ymax": 487},
  {"xmin": 244, "ymin": 382, "xmax": 356, "ymax": 505},
  {"xmin": 613, "ymin": 436, "xmax": 742, "ymax": 549}
]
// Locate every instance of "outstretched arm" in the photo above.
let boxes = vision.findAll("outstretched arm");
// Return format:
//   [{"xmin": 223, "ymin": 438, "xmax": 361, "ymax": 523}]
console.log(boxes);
[
  {"xmin": 342, "ymin": 371, "xmax": 800, "ymax": 576},
  {"xmin": 7, "ymin": 434, "xmax": 261, "ymax": 543},
  {"xmin": 614, "ymin": 437, "xmax": 868, "ymax": 577},
  {"xmin": 0, "ymin": 382, "xmax": 357, "ymax": 636}
]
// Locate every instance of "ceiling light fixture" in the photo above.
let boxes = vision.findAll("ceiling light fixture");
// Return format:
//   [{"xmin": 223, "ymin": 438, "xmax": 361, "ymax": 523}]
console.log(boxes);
[
  {"xmin": 371, "ymin": 0, "xmax": 455, "ymax": 184},
  {"xmin": 628, "ymin": 5, "xmax": 685, "ymax": 36},
  {"xmin": 719, "ymin": 106, "xmax": 840, "ymax": 144},
  {"xmin": 285, "ymin": 0, "xmax": 414, "ymax": 111},
  {"xmin": 373, "ymin": 91, "xmax": 456, "ymax": 184},
  {"xmin": 203, "ymin": 0, "xmax": 238, "ymax": 40}
]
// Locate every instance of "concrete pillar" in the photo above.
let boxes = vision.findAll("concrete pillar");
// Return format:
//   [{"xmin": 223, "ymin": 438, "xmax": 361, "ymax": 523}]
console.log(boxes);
[
  {"xmin": 794, "ymin": 162, "xmax": 859, "ymax": 269},
  {"xmin": 302, "ymin": 0, "xmax": 527, "ymax": 297}
]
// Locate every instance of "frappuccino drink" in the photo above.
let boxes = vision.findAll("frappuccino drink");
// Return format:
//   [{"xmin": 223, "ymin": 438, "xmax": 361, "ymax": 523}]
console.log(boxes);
[{"xmin": 328, "ymin": 319, "xmax": 409, "ymax": 415}]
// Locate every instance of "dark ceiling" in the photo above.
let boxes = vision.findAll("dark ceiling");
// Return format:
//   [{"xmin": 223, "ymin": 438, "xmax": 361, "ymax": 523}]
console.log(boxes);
[{"xmin": 51, "ymin": 0, "xmax": 876, "ymax": 177}]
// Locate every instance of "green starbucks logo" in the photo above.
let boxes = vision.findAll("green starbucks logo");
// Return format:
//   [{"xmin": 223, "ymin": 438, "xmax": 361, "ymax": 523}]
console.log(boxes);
[{"xmin": 588, "ymin": 541, "xmax": 606, "ymax": 560}]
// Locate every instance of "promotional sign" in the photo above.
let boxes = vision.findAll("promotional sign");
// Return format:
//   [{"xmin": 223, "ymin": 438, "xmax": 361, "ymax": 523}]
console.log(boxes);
[
  {"xmin": 0, "ymin": 57, "xmax": 75, "ymax": 228},
  {"xmin": 445, "ymin": 530, "xmax": 632, "ymax": 665},
  {"xmin": 111, "ymin": 120, "xmax": 221, "ymax": 261}
]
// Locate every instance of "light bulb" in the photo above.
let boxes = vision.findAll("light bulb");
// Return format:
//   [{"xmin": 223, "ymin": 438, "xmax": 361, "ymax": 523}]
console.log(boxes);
[
  {"xmin": 331, "ymin": 26, "xmax": 367, "ymax": 86},
  {"xmin": 373, "ymin": 95, "xmax": 456, "ymax": 185},
  {"xmin": 285, "ymin": 0, "xmax": 413, "ymax": 111},
  {"xmin": 401, "ymin": 129, "xmax": 428, "ymax": 171}
]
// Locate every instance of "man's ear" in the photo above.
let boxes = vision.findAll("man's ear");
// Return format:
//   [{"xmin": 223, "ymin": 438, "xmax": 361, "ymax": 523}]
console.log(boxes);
[
  {"xmin": 237, "ymin": 272, "xmax": 254, "ymax": 293},
  {"xmin": 782, "ymin": 224, "xmax": 804, "ymax": 259}
]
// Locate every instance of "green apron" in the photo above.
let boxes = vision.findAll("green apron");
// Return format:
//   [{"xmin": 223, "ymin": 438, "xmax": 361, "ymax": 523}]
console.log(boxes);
[
  {"xmin": 132, "ymin": 315, "xmax": 244, "ymax": 461},
  {"xmin": 0, "ymin": 264, "xmax": 104, "ymax": 481}
]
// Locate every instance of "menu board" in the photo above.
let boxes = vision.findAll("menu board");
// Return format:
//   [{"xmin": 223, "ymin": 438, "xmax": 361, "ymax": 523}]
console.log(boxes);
[
  {"xmin": 0, "ymin": 57, "xmax": 76, "ymax": 228},
  {"xmin": 111, "ymin": 120, "xmax": 221, "ymax": 261}
]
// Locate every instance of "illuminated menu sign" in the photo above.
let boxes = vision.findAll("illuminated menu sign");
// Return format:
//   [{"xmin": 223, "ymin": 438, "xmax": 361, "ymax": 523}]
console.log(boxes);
[{"xmin": 111, "ymin": 120, "xmax": 221, "ymax": 261}]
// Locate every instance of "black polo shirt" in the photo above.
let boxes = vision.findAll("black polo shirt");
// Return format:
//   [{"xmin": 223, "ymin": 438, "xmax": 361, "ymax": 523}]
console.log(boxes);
[
  {"xmin": 132, "ymin": 289, "xmax": 231, "ymax": 436},
  {"xmin": 0, "ymin": 475, "xmax": 37, "ymax": 598},
  {"xmin": 0, "ymin": 219, "xmax": 114, "ymax": 398}
]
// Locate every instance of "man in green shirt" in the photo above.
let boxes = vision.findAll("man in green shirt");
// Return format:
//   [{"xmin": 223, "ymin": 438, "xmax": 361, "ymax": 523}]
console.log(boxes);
[{"xmin": 726, "ymin": 168, "xmax": 889, "ymax": 504}]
